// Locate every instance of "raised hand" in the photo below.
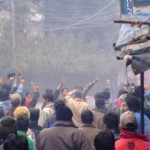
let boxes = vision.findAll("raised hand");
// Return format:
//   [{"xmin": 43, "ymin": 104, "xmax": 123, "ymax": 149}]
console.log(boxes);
[{"xmin": 95, "ymin": 76, "xmax": 100, "ymax": 83}]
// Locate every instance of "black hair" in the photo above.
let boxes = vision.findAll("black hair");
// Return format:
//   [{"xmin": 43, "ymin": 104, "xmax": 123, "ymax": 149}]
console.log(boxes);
[
  {"xmin": 103, "ymin": 112, "xmax": 119, "ymax": 129},
  {"xmin": 7, "ymin": 73, "xmax": 16, "ymax": 79},
  {"xmin": 132, "ymin": 86, "xmax": 141, "ymax": 99},
  {"xmin": 43, "ymin": 88, "xmax": 54, "ymax": 102},
  {"xmin": 25, "ymin": 91, "xmax": 30, "ymax": 97},
  {"xmin": 61, "ymin": 87, "xmax": 69, "ymax": 93},
  {"xmin": 0, "ymin": 84, "xmax": 11, "ymax": 101},
  {"xmin": 81, "ymin": 110, "xmax": 93, "ymax": 124},
  {"xmin": 125, "ymin": 94, "xmax": 140, "ymax": 112},
  {"xmin": 102, "ymin": 89, "xmax": 110, "ymax": 100},
  {"xmin": 95, "ymin": 99, "xmax": 105, "ymax": 108},
  {"xmin": 3, "ymin": 133, "xmax": 29, "ymax": 150},
  {"xmin": 94, "ymin": 93, "xmax": 105, "ymax": 108},
  {"xmin": 29, "ymin": 108, "xmax": 40, "ymax": 121},
  {"xmin": 94, "ymin": 92, "xmax": 106, "ymax": 100},
  {"xmin": 118, "ymin": 89, "xmax": 128, "ymax": 97},
  {"xmin": 54, "ymin": 101, "xmax": 72, "ymax": 121},
  {"xmin": 17, "ymin": 117, "xmax": 29, "ymax": 132},
  {"xmin": 94, "ymin": 130, "xmax": 115, "ymax": 150}
]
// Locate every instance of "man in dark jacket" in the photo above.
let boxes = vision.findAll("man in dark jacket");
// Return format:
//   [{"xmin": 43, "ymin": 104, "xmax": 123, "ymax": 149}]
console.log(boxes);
[
  {"xmin": 37, "ymin": 101, "xmax": 91, "ymax": 150},
  {"xmin": 29, "ymin": 108, "xmax": 43, "ymax": 142}
]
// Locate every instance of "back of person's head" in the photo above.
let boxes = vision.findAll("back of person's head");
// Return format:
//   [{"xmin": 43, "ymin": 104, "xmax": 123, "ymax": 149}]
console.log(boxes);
[
  {"xmin": 95, "ymin": 98, "xmax": 105, "ymax": 108},
  {"xmin": 43, "ymin": 89, "xmax": 54, "ymax": 102},
  {"xmin": 61, "ymin": 87, "xmax": 69, "ymax": 93},
  {"xmin": 29, "ymin": 108, "xmax": 40, "ymax": 122},
  {"xmin": 74, "ymin": 90, "xmax": 82, "ymax": 99},
  {"xmin": 14, "ymin": 106, "xmax": 30, "ymax": 119},
  {"xmin": 3, "ymin": 133, "xmax": 29, "ymax": 150},
  {"xmin": 81, "ymin": 110, "xmax": 93, "ymax": 124},
  {"xmin": 54, "ymin": 100, "xmax": 73, "ymax": 121},
  {"xmin": 94, "ymin": 92, "xmax": 105, "ymax": 101},
  {"xmin": 10, "ymin": 93, "xmax": 21, "ymax": 107},
  {"xmin": 94, "ymin": 130, "xmax": 115, "ymax": 150},
  {"xmin": 94, "ymin": 93, "xmax": 105, "ymax": 108},
  {"xmin": 120, "ymin": 111, "xmax": 137, "ymax": 131},
  {"xmin": 125, "ymin": 94, "xmax": 140, "ymax": 112},
  {"xmin": 0, "ymin": 84, "xmax": 11, "ymax": 101},
  {"xmin": 103, "ymin": 112, "xmax": 119, "ymax": 130},
  {"xmin": 25, "ymin": 91, "xmax": 30, "ymax": 97},
  {"xmin": 0, "ymin": 116, "xmax": 17, "ymax": 139},
  {"xmin": 101, "ymin": 90, "xmax": 110, "ymax": 100},
  {"xmin": 17, "ymin": 117, "xmax": 29, "ymax": 132},
  {"xmin": 132, "ymin": 86, "xmax": 141, "ymax": 98},
  {"xmin": 118, "ymin": 89, "xmax": 128, "ymax": 97}
]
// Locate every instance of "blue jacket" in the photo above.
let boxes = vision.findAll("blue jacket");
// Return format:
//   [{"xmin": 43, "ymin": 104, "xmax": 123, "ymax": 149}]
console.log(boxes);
[
  {"xmin": 0, "ymin": 100, "xmax": 10, "ymax": 112},
  {"xmin": 135, "ymin": 112, "xmax": 150, "ymax": 141}
]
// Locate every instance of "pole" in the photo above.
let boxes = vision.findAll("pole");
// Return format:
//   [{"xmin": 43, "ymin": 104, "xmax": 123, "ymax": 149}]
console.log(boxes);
[
  {"xmin": 118, "ymin": 0, "xmax": 145, "ymax": 134},
  {"xmin": 11, "ymin": 0, "xmax": 16, "ymax": 67},
  {"xmin": 140, "ymin": 72, "xmax": 144, "ymax": 134},
  {"xmin": 114, "ymin": 19, "xmax": 150, "ymax": 25}
]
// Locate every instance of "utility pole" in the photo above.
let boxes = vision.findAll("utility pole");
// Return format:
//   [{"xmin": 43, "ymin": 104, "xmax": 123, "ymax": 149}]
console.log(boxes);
[{"xmin": 10, "ymin": 0, "xmax": 16, "ymax": 67}]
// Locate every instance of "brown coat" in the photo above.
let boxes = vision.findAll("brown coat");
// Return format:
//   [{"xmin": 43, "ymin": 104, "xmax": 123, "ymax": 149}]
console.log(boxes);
[
  {"xmin": 92, "ymin": 108, "xmax": 105, "ymax": 130},
  {"xmin": 37, "ymin": 121, "xmax": 91, "ymax": 150},
  {"xmin": 78, "ymin": 124, "xmax": 100, "ymax": 148}
]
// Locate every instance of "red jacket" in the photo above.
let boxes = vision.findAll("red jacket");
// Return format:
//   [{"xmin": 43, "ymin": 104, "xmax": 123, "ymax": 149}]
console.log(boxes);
[{"xmin": 115, "ymin": 137, "xmax": 150, "ymax": 150}]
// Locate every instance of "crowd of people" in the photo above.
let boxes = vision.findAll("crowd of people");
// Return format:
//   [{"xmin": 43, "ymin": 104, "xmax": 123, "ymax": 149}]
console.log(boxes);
[{"xmin": 0, "ymin": 71, "xmax": 150, "ymax": 150}]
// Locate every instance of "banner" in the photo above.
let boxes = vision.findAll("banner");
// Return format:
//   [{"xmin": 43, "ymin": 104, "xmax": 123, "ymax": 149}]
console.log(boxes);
[
  {"xmin": 121, "ymin": 0, "xmax": 133, "ymax": 14},
  {"xmin": 134, "ymin": 0, "xmax": 150, "ymax": 7},
  {"xmin": 121, "ymin": 0, "xmax": 150, "ymax": 14}
]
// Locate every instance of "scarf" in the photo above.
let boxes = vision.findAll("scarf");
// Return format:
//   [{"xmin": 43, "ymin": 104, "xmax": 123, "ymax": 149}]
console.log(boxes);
[{"xmin": 120, "ymin": 128, "xmax": 148, "ymax": 141}]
